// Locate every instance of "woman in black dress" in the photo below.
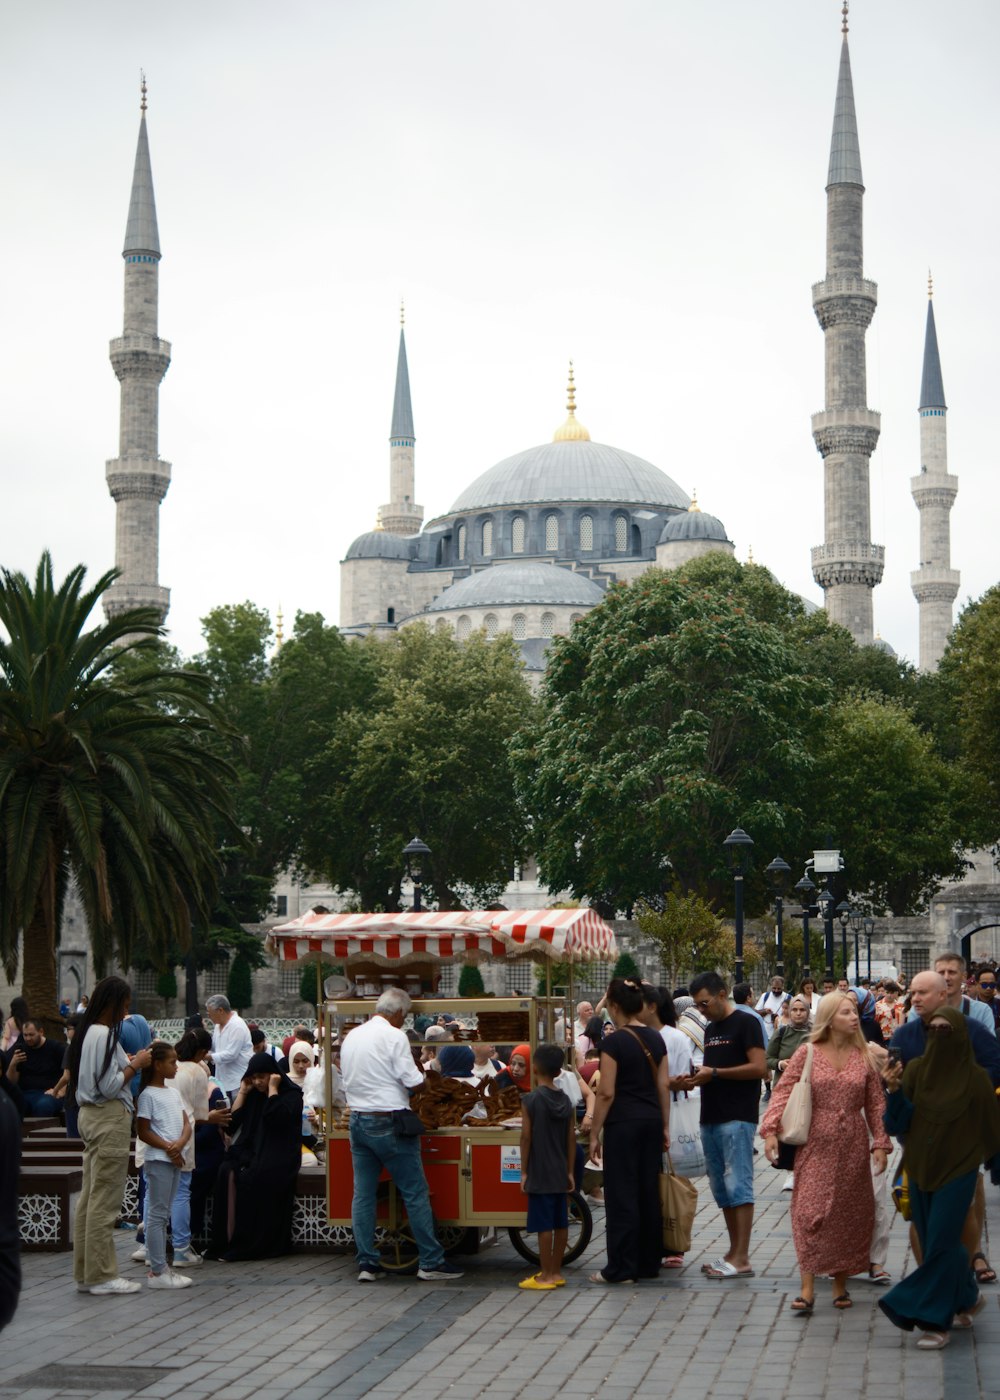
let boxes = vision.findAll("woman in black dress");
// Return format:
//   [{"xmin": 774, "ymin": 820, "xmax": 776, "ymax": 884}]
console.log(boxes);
[
  {"xmin": 209, "ymin": 1052, "xmax": 303, "ymax": 1261},
  {"xmin": 588, "ymin": 978, "xmax": 671, "ymax": 1283}
]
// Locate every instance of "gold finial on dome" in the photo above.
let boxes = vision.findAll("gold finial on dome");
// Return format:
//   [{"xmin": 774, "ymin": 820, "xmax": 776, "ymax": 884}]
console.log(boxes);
[
  {"xmin": 747, "ymin": 544, "xmax": 755, "ymax": 564},
  {"xmin": 553, "ymin": 361, "xmax": 590, "ymax": 442},
  {"xmin": 275, "ymin": 605, "xmax": 284, "ymax": 649},
  {"xmin": 841, "ymin": 1, "xmax": 849, "ymax": 37},
  {"xmin": 400, "ymin": 298, "xmax": 405, "ymax": 325},
  {"xmin": 688, "ymin": 489, "xmax": 701, "ymax": 513},
  {"xmin": 928, "ymin": 268, "xmax": 933, "ymax": 300},
  {"xmin": 375, "ymin": 507, "xmax": 384, "ymax": 532}
]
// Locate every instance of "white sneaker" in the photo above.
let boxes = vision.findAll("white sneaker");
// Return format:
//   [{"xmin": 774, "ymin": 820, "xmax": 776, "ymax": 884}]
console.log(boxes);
[
  {"xmin": 171, "ymin": 1248, "xmax": 203, "ymax": 1268},
  {"xmin": 147, "ymin": 1270, "xmax": 193, "ymax": 1290},
  {"xmin": 781, "ymin": 1173, "xmax": 794, "ymax": 1192},
  {"xmin": 130, "ymin": 1244, "xmax": 147, "ymax": 1262},
  {"xmin": 89, "ymin": 1277, "xmax": 142, "ymax": 1295}
]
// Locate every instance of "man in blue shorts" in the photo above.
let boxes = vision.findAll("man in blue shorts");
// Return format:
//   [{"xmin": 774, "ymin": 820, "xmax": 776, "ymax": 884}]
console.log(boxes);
[{"xmin": 679, "ymin": 972, "xmax": 767, "ymax": 1279}]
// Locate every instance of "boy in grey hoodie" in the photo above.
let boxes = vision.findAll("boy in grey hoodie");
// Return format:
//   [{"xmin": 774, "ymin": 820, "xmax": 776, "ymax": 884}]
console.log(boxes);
[{"xmin": 518, "ymin": 1044, "xmax": 576, "ymax": 1289}]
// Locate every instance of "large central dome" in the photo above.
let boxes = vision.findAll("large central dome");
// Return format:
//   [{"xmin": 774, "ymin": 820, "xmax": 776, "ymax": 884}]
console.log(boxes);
[{"xmin": 449, "ymin": 439, "xmax": 690, "ymax": 514}]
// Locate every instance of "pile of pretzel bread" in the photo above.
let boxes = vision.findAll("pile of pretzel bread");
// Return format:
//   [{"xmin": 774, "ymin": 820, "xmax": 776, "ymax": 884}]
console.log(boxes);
[{"xmin": 411, "ymin": 1071, "xmax": 522, "ymax": 1128}]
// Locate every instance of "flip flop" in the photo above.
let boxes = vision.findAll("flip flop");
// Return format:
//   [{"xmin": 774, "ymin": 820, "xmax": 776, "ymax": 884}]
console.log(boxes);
[
  {"xmin": 972, "ymin": 1253, "xmax": 997, "ymax": 1284},
  {"xmin": 833, "ymin": 1293, "xmax": 852, "ymax": 1309},
  {"xmin": 916, "ymin": 1331, "xmax": 950, "ymax": 1350},
  {"xmin": 588, "ymin": 1272, "xmax": 636, "ymax": 1284},
  {"xmin": 662, "ymin": 1255, "xmax": 685, "ymax": 1269},
  {"xmin": 704, "ymin": 1258, "xmax": 755, "ymax": 1279},
  {"xmin": 790, "ymin": 1296, "xmax": 814, "ymax": 1314},
  {"xmin": 519, "ymin": 1276, "xmax": 557, "ymax": 1290},
  {"xmin": 533, "ymin": 1274, "xmax": 566, "ymax": 1287}
]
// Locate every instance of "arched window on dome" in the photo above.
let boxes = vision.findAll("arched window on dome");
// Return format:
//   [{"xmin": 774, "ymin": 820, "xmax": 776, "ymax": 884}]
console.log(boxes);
[
  {"xmin": 512, "ymin": 614, "xmax": 527, "ymax": 641},
  {"xmin": 457, "ymin": 524, "xmax": 466, "ymax": 561},
  {"xmin": 481, "ymin": 520, "xmax": 494, "ymax": 557},
  {"xmin": 545, "ymin": 515, "xmax": 558, "ymax": 552},
  {"xmin": 541, "ymin": 612, "xmax": 556, "ymax": 638},
  {"xmin": 579, "ymin": 514, "xmax": 593, "ymax": 552},
  {"xmin": 484, "ymin": 613, "xmax": 499, "ymax": 640},
  {"xmin": 456, "ymin": 615, "xmax": 471, "ymax": 641},
  {"xmin": 614, "ymin": 514, "xmax": 628, "ymax": 553},
  {"xmin": 631, "ymin": 523, "xmax": 642, "ymax": 555},
  {"xmin": 511, "ymin": 515, "xmax": 526, "ymax": 555}
]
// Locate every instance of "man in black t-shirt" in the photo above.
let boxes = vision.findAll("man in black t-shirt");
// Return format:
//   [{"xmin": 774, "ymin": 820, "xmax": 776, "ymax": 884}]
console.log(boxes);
[
  {"xmin": 3, "ymin": 1020, "xmax": 64, "ymax": 1116},
  {"xmin": 677, "ymin": 972, "xmax": 767, "ymax": 1279}
]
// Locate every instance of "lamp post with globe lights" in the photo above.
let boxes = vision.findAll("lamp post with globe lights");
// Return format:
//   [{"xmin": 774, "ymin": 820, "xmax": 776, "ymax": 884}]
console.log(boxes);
[{"xmin": 723, "ymin": 827, "xmax": 755, "ymax": 984}]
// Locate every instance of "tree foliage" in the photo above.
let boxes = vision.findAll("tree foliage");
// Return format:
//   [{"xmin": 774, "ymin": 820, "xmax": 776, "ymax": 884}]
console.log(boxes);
[
  {"xmin": 299, "ymin": 625, "xmax": 534, "ymax": 909},
  {"xmin": 458, "ymin": 963, "xmax": 486, "ymax": 997},
  {"xmin": 155, "ymin": 968, "xmax": 177, "ymax": 1014},
  {"xmin": 635, "ymin": 892, "xmax": 727, "ymax": 987},
  {"xmin": 611, "ymin": 951, "xmax": 640, "ymax": 980},
  {"xmin": 0, "ymin": 554, "xmax": 240, "ymax": 1022},
  {"xmin": 226, "ymin": 952, "xmax": 253, "ymax": 1013},
  {"xmin": 940, "ymin": 585, "xmax": 1000, "ymax": 845}
]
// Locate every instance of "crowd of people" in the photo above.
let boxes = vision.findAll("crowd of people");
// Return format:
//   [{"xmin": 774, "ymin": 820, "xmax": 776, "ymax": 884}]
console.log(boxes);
[{"xmin": 2, "ymin": 951, "xmax": 1000, "ymax": 1348}]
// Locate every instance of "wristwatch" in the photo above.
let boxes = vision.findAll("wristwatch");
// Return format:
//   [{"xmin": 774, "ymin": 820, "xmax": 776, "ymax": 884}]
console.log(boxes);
[{"xmin": 711, "ymin": 1067, "xmax": 719, "ymax": 1080}]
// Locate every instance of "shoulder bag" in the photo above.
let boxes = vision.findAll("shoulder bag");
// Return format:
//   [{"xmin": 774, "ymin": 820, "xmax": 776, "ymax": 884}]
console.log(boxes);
[
  {"xmin": 623, "ymin": 1027, "xmax": 698, "ymax": 1249},
  {"xmin": 777, "ymin": 1041, "xmax": 814, "ymax": 1146}
]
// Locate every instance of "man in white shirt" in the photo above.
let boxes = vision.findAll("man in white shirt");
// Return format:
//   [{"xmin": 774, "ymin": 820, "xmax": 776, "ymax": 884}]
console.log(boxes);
[
  {"xmin": 341, "ymin": 988, "xmax": 463, "ymax": 1283},
  {"xmin": 754, "ymin": 977, "xmax": 788, "ymax": 1042},
  {"xmin": 205, "ymin": 996, "xmax": 253, "ymax": 1099}
]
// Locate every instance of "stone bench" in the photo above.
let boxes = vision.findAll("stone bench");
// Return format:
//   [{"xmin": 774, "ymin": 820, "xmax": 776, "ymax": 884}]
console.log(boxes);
[{"xmin": 18, "ymin": 1164, "xmax": 82, "ymax": 1252}]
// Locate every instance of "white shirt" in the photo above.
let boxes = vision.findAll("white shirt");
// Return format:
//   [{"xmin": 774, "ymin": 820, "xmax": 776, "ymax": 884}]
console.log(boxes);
[
  {"xmin": 659, "ymin": 1025, "xmax": 694, "ymax": 1079},
  {"xmin": 136, "ymin": 1084, "xmax": 187, "ymax": 1165},
  {"xmin": 554, "ymin": 1068, "xmax": 583, "ymax": 1107},
  {"xmin": 341, "ymin": 1015, "xmax": 424, "ymax": 1112},
  {"xmin": 211, "ymin": 1013, "xmax": 253, "ymax": 1093}
]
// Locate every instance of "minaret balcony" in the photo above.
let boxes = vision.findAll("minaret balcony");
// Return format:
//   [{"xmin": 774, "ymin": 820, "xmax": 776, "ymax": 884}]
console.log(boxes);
[
  {"xmin": 811, "ymin": 409, "xmax": 881, "ymax": 458},
  {"xmin": 811, "ymin": 276, "xmax": 878, "ymax": 302},
  {"xmin": 106, "ymin": 456, "xmax": 172, "ymax": 502},
  {"xmin": 811, "ymin": 540, "xmax": 885, "ymax": 590},
  {"xmin": 910, "ymin": 476, "xmax": 958, "ymax": 509},
  {"xmin": 910, "ymin": 567, "xmax": 960, "ymax": 604},
  {"xmin": 109, "ymin": 333, "xmax": 171, "ymax": 382},
  {"xmin": 812, "ymin": 277, "xmax": 877, "ymax": 330},
  {"xmin": 103, "ymin": 583, "xmax": 171, "ymax": 620}
]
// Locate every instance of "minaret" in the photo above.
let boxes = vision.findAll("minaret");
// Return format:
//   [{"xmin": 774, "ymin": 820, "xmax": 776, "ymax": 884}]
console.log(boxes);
[
  {"xmin": 379, "ymin": 304, "xmax": 423, "ymax": 536},
  {"xmin": 809, "ymin": 4, "xmax": 883, "ymax": 646},
  {"xmin": 910, "ymin": 275, "xmax": 959, "ymax": 670},
  {"xmin": 103, "ymin": 76, "xmax": 171, "ymax": 624}
]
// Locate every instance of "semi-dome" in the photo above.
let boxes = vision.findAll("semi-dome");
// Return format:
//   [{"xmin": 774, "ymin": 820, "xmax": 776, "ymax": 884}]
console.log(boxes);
[
  {"xmin": 425, "ymin": 562, "xmax": 606, "ymax": 612},
  {"xmin": 450, "ymin": 440, "xmax": 690, "ymax": 514},
  {"xmin": 658, "ymin": 505, "xmax": 731, "ymax": 545},
  {"xmin": 344, "ymin": 530, "xmax": 414, "ymax": 561}
]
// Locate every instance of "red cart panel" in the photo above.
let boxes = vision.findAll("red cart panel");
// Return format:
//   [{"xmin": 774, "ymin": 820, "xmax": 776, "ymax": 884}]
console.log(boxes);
[{"xmin": 467, "ymin": 1140, "xmax": 528, "ymax": 1223}]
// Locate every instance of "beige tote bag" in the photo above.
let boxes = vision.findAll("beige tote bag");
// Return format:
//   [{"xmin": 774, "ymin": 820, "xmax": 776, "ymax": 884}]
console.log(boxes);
[{"xmin": 777, "ymin": 1042, "xmax": 814, "ymax": 1146}]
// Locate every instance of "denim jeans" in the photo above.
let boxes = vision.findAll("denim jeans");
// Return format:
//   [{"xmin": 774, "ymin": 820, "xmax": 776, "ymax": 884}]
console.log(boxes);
[
  {"xmin": 22, "ymin": 1090, "xmax": 63, "ymax": 1117},
  {"xmin": 145, "ymin": 1160, "xmax": 180, "ymax": 1275},
  {"xmin": 170, "ymin": 1170, "xmax": 193, "ymax": 1252},
  {"xmin": 349, "ymin": 1113, "xmax": 443, "ymax": 1271}
]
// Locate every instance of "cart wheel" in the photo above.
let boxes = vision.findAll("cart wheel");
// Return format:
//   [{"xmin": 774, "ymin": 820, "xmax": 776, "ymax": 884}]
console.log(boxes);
[
  {"xmin": 507, "ymin": 1191, "xmax": 593, "ymax": 1267},
  {"xmin": 373, "ymin": 1188, "xmax": 470, "ymax": 1274}
]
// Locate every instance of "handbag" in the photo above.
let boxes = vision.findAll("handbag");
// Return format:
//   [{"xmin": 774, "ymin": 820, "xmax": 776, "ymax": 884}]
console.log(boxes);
[
  {"xmin": 391, "ymin": 1108, "xmax": 426, "ymax": 1137},
  {"xmin": 660, "ymin": 1151, "xmax": 698, "ymax": 1253},
  {"xmin": 890, "ymin": 1162, "xmax": 911, "ymax": 1221},
  {"xmin": 668, "ymin": 1092, "xmax": 706, "ymax": 1178},
  {"xmin": 777, "ymin": 1042, "xmax": 814, "ymax": 1146}
]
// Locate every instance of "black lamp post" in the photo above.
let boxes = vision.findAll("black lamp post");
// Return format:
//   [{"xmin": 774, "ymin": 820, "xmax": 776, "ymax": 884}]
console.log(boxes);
[
  {"xmin": 836, "ymin": 900, "xmax": 851, "ymax": 982},
  {"xmin": 818, "ymin": 887, "xmax": 835, "ymax": 980},
  {"xmin": 765, "ymin": 857, "xmax": 791, "ymax": 978},
  {"xmin": 863, "ymin": 916, "xmax": 875, "ymax": 982},
  {"xmin": 794, "ymin": 874, "xmax": 817, "ymax": 977},
  {"xmin": 850, "ymin": 908, "xmax": 864, "ymax": 983},
  {"xmin": 402, "ymin": 836, "xmax": 431, "ymax": 912},
  {"xmin": 723, "ymin": 827, "xmax": 755, "ymax": 984}
]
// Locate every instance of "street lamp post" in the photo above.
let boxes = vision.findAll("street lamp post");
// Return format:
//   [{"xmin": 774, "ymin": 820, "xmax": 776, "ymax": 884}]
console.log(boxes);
[
  {"xmin": 765, "ymin": 857, "xmax": 791, "ymax": 978},
  {"xmin": 850, "ymin": 908, "xmax": 864, "ymax": 984},
  {"xmin": 818, "ymin": 887, "xmax": 835, "ymax": 981},
  {"xmin": 836, "ymin": 901, "xmax": 851, "ymax": 982},
  {"xmin": 794, "ymin": 874, "xmax": 817, "ymax": 977},
  {"xmin": 723, "ymin": 827, "xmax": 755, "ymax": 985},
  {"xmin": 402, "ymin": 836, "xmax": 431, "ymax": 912},
  {"xmin": 863, "ymin": 916, "xmax": 875, "ymax": 982}
]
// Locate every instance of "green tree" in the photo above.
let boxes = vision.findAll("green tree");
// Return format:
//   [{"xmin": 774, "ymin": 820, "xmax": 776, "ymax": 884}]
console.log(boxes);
[
  {"xmin": 810, "ymin": 693, "xmax": 967, "ymax": 913},
  {"xmin": 611, "ymin": 951, "xmax": 640, "ymax": 980},
  {"xmin": 155, "ymin": 968, "xmax": 178, "ymax": 1016},
  {"xmin": 940, "ymin": 585, "xmax": 1000, "ymax": 843},
  {"xmin": 458, "ymin": 963, "xmax": 486, "ymax": 997},
  {"xmin": 635, "ymin": 892, "xmax": 726, "ymax": 987},
  {"xmin": 226, "ymin": 953, "xmax": 253, "ymax": 1013},
  {"xmin": 300, "ymin": 625, "xmax": 534, "ymax": 909},
  {"xmin": 298, "ymin": 960, "xmax": 344, "ymax": 1009},
  {"xmin": 0, "ymin": 554, "xmax": 239, "ymax": 1026},
  {"xmin": 514, "ymin": 559, "xmax": 820, "ymax": 915}
]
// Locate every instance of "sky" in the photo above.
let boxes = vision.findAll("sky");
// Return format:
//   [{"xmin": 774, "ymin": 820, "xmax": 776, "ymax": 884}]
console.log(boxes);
[{"xmin": 1, "ymin": 0, "xmax": 997, "ymax": 665}]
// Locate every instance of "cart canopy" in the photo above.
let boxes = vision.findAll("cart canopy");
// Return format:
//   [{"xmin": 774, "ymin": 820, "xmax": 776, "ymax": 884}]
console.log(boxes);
[{"xmin": 267, "ymin": 907, "xmax": 617, "ymax": 965}]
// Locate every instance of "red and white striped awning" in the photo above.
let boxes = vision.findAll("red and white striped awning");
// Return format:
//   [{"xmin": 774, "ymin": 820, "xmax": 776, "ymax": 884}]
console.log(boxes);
[{"xmin": 267, "ymin": 907, "xmax": 617, "ymax": 965}]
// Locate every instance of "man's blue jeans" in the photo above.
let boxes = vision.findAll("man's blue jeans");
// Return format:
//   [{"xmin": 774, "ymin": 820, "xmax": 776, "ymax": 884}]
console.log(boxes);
[
  {"xmin": 349, "ymin": 1113, "xmax": 443, "ymax": 1271},
  {"xmin": 22, "ymin": 1090, "xmax": 63, "ymax": 1117}
]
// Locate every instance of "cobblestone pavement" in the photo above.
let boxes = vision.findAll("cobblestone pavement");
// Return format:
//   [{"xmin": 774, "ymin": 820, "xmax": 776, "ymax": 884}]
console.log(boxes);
[{"xmin": 3, "ymin": 1146, "xmax": 998, "ymax": 1400}]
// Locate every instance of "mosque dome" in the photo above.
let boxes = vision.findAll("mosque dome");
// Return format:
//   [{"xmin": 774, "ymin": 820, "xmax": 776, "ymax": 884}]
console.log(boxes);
[
  {"xmin": 448, "ymin": 366, "xmax": 689, "ymax": 515},
  {"xmin": 658, "ymin": 501, "xmax": 731, "ymax": 545},
  {"xmin": 425, "ymin": 562, "xmax": 606, "ymax": 612},
  {"xmin": 344, "ymin": 529, "xmax": 414, "ymax": 561}
]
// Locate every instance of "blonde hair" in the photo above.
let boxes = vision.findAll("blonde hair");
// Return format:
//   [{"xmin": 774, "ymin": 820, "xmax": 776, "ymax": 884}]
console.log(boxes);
[{"xmin": 809, "ymin": 991, "xmax": 878, "ymax": 1068}]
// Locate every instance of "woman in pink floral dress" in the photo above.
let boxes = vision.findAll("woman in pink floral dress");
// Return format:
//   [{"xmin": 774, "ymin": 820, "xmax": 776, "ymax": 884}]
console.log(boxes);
[{"xmin": 762, "ymin": 992, "xmax": 890, "ymax": 1313}]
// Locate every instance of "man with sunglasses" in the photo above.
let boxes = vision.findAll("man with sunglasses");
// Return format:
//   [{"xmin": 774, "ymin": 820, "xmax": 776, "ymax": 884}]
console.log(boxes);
[
  {"xmin": 976, "ymin": 969, "xmax": 1000, "ymax": 1032},
  {"xmin": 886, "ymin": 970, "xmax": 1000, "ymax": 1289}
]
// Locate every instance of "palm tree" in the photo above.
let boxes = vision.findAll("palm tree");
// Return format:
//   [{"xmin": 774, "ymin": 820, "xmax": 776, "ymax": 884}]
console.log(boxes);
[{"xmin": 0, "ymin": 553, "xmax": 240, "ymax": 1026}]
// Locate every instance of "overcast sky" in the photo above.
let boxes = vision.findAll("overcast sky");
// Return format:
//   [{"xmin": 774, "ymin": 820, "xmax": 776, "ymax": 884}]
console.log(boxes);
[{"xmin": 1, "ymin": 0, "xmax": 997, "ymax": 664}]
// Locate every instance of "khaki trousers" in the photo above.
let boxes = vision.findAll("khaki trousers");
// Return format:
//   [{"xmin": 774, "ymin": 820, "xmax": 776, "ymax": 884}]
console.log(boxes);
[{"xmin": 73, "ymin": 1099, "xmax": 133, "ymax": 1286}]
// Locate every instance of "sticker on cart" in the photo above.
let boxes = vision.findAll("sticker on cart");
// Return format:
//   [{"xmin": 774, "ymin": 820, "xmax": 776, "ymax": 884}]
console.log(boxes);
[{"xmin": 500, "ymin": 1146, "xmax": 522, "ymax": 1183}]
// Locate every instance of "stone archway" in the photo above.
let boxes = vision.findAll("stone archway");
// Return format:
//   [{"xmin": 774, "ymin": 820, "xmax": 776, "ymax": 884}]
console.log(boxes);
[{"xmin": 957, "ymin": 920, "xmax": 1000, "ymax": 965}]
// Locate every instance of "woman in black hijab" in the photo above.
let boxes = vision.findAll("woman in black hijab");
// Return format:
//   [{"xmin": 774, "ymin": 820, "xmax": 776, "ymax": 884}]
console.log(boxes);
[
  {"xmin": 879, "ymin": 1007, "xmax": 1000, "ymax": 1349},
  {"xmin": 207, "ymin": 1053, "xmax": 303, "ymax": 1261}
]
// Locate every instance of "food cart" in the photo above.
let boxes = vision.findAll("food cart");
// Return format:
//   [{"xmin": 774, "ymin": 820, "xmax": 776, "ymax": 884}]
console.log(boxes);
[{"xmin": 268, "ymin": 907, "xmax": 618, "ymax": 1271}]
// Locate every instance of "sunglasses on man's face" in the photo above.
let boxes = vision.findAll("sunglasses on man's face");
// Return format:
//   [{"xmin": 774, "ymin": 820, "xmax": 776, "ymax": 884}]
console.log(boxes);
[{"xmin": 980, "ymin": 982, "xmax": 997, "ymax": 990}]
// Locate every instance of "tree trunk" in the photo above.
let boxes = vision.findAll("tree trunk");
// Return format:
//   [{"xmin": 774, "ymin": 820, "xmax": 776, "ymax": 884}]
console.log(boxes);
[{"xmin": 20, "ymin": 904, "xmax": 63, "ymax": 1041}]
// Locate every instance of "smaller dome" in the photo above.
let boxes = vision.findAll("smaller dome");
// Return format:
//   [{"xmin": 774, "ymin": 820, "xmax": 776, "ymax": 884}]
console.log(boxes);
[
  {"xmin": 871, "ymin": 634, "xmax": 897, "ymax": 657},
  {"xmin": 658, "ymin": 508, "xmax": 730, "ymax": 545},
  {"xmin": 425, "ymin": 562, "xmax": 606, "ymax": 612},
  {"xmin": 344, "ymin": 530, "xmax": 414, "ymax": 561}
]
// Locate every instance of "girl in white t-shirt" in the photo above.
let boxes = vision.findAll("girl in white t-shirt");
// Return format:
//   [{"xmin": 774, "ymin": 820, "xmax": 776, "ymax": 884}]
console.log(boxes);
[{"xmin": 136, "ymin": 1042, "xmax": 193, "ymax": 1289}]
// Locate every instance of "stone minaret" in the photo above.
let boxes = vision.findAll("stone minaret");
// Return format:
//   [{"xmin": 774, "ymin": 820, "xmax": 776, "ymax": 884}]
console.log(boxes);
[
  {"xmin": 103, "ymin": 78, "xmax": 171, "ymax": 624},
  {"xmin": 809, "ymin": 6, "xmax": 883, "ymax": 646},
  {"xmin": 379, "ymin": 306, "xmax": 423, "ymax": 536},
  {"xmin": 910, "ymin": 277, "xmax": 959, "ymax": 670}
]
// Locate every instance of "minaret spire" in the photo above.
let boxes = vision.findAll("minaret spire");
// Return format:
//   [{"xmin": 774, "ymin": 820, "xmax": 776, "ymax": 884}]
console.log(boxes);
[
  {"xmin": 809, "ymin": 12, "xmax": 883, "ymax": 646},
  {"xmin": 103, "ymin": 79, "xmax": 171, "ymax": 625},
  {"xmin": 910, "ymin": 283, "xmax": 959, "ymax": 671},
  {"xmin": 380, "ymin": 311, "xmax": 422, "ymax": 536}
]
